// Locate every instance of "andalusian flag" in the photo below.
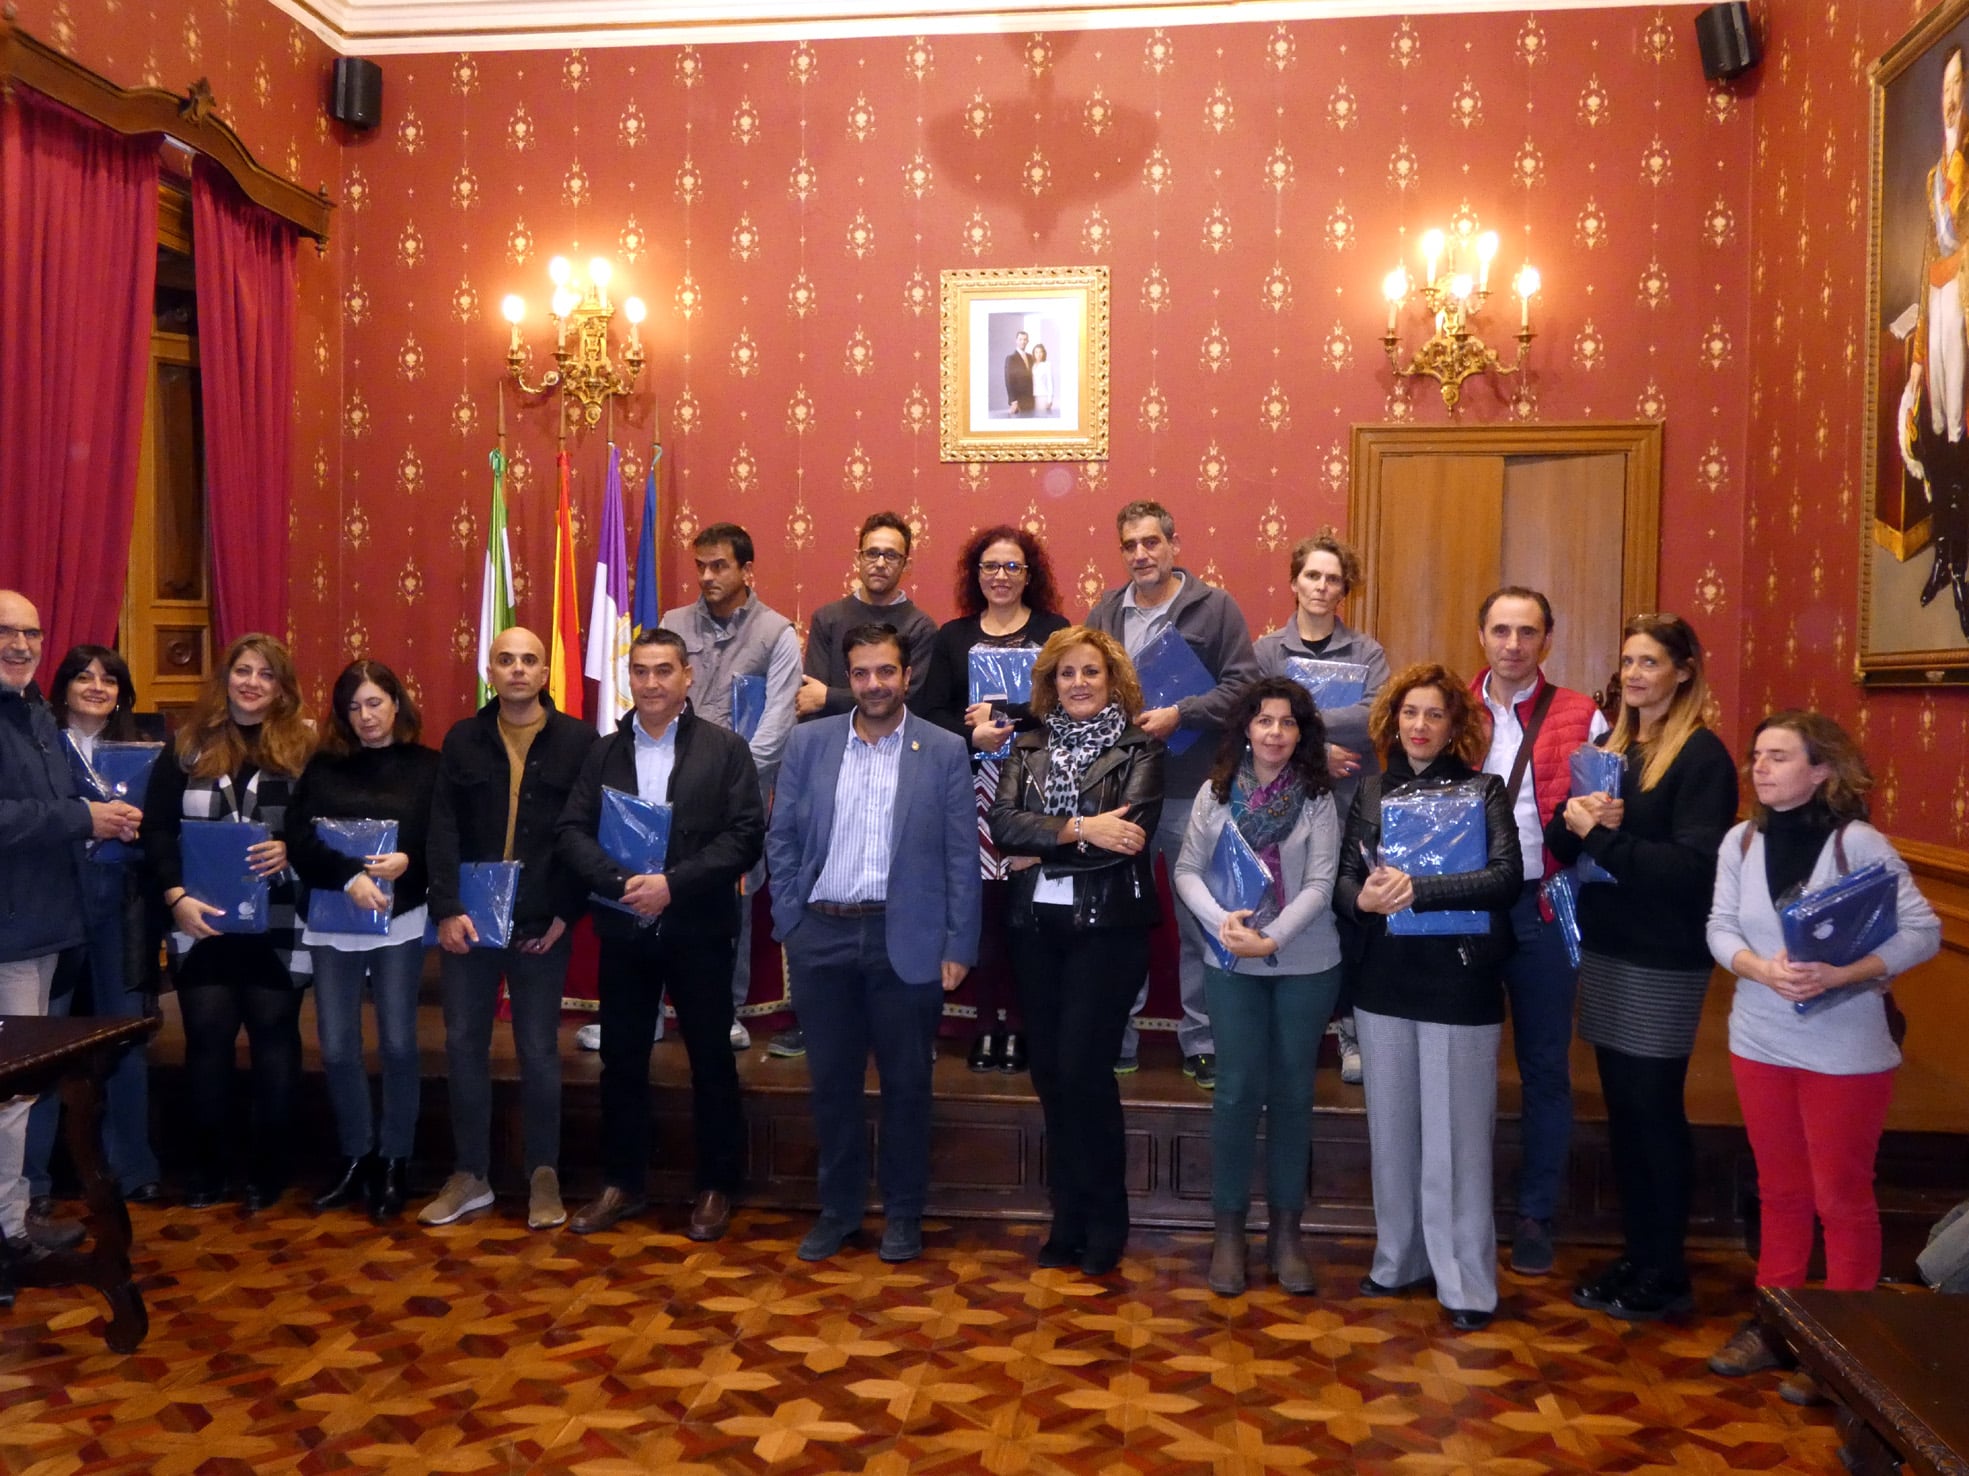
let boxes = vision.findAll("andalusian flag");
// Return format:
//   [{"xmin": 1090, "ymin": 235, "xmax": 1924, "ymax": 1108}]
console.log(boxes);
[
  {"xmin": 548, "ymin": 451, "xmax": 584, "ymax": 718},
  {"xmin": 583, "ymin": 443, "xmax": 632, "ymax": 734},
  {"xmin": 475, "ymin": 447, "xmax": 515, "ymax": 706}
]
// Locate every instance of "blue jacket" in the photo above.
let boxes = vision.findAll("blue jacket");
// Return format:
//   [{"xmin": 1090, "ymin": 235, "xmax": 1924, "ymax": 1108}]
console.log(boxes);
[
  {"xmin": 767, "ymin": 711, "xmax": 981, "ymax": 984},
  {"xmin": 0, "ymin": 687, "xmax": 89, "ymax": 963}
]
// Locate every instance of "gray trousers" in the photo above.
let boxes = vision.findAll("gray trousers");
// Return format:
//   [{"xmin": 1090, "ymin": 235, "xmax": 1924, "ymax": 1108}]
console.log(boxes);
[
  {"xmin": 1355, "ymin": 1007, "xmax": 1502, "ymax": 1314},
  {"xmin": 1121, "ymin": 798, "xmax": 1213, "ymax": 1059},
  {"xmin": 0, "ymin": 954, "xmax": 57, "ymax": 1237}
]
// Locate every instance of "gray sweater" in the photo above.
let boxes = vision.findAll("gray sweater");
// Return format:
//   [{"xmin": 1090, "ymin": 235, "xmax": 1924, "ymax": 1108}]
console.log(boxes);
[
  {"xmin": 1172, "ymin": 787, "xmax": 1342, "ymax": 977},
  {"xmin": 801, "ymin": 593, "xmax": 939, "ymax": 719},
  {"xmin": 1252, "ymin": 616, "xmax": 1390, "ymax": 822},
  {"xmin": 1707, "ymin": 819, "xmax": 1942, "ymax": 1075}
]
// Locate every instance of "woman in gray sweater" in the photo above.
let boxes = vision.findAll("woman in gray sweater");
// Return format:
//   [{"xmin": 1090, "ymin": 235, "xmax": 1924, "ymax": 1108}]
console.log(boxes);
[{"xmin": 1703, "ymin": 711, "xmax": 1940, "ymax": 1400}]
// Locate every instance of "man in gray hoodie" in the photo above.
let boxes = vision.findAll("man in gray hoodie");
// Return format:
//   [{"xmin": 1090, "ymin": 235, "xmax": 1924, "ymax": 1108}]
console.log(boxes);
[{"xmin": 1086, "ymin": 503, "xmax": 1258, "ymax": 1088}]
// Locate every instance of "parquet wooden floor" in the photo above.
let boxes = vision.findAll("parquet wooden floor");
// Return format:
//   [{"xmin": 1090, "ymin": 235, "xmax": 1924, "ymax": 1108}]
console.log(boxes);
[{"xmin": 0, "ymin": 1204, "xmax": 1847, "ymax": 1475}]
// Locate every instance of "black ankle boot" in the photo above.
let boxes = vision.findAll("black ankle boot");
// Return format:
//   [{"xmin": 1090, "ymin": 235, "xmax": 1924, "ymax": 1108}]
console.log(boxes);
[
  {"xmin": 369, "ymin": 1158, "xmax": 409, "ymax": 1223},
  {"xmin": 312, "ymin": 1154, "xmax": 376, "ymax": 1213}
]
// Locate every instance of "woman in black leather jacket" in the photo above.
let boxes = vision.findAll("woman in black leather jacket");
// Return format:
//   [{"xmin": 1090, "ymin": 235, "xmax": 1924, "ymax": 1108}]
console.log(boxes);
[
  {"xmin": 990, "ymin": 625, "xmax": 1163, "ymax": 1275},
  {"xmin": 1335, "ymin": 661, "xmax": 1521, "ymax": 1331}
]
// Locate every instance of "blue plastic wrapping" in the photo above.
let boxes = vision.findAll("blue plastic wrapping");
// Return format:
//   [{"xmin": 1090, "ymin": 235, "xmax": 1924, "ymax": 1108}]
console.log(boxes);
[
  {"xmin": 1568, "ymin": 743, "xmax": 1624, "ymax": 885},
  {"xmin": 594, "ymin": 787, "xmax": 673, "ymax": 919},
  {"xmin": 304, "ymin": 817, "xmax": 399, "ymax": 936},
  {"xmin": 967, "ymin": 646, "xmax": 1038, "ymax": 758},
  {"xmin": 1201, "ymin": 822, "xmax": 1277, "ymax": 969},
  {"xmin": 1284, "ymin": 657, "xmax": 1369, "ymax": 711},
  {"xmin": 1381, "ymin": 780, "xmax": 1490, "ymax": 936},
  {"xmin": 180, "ymin": 819, "xmax": 271, "ymax": 934},
  {"xmin": 67, "ymin": 737, "xmax": 162, "ymax": 864},
  {"xmin": 1781, "ymin": 862, "xmax": 1901, "ymax": 1016},
  {"xmin": 731, "ymin": 674, "xmax": 766, "ymax": 743},
  {"xmin": 425, "ymin": 861, "xmax": 524, "ymax": 948},
  {"xmin": 1544, "ymin": 870, "xmax": 1584, "ymax": 969},
  {"xmin": 1132, "ymin": 625, "xmax": 1214, "ymax": 756}
]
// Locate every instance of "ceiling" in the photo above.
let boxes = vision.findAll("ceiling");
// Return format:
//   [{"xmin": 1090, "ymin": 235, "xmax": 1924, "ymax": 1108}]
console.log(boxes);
[{"xmin": 263, "ymin": 0, "xmax": 1654, "ymax": 55}]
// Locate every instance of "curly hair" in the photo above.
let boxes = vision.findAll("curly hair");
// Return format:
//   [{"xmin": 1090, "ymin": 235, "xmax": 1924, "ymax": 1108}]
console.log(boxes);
[
  {"xmin": 176, "ymin": 633, "xmax": 316, "ymax": 780},
  {"xmin": 1287, "ymin": 528, "xmax": 1362, "ymax": 593},
  {"xmin": 322, "ymin": 659, "xmax": 423, "ymax": 756},
  {"xmin": 1029, "ymin": 626, "xmax": 1143, "ymax": 722},
  {"xmin": 1206, "ymin": 676, "xmax": 1332, "ymax": 802},
  {"xmin": 47, "ymin": 644, "xmax": 142, "ymax": 741},
  {"xmin": 1367, "ymin": 662, "xmax": 1487, "ymax": 769},
  {"xmin": 1747, "ymin": 710, "xmax": 1873, "ymax": 826},
  {"xmin": 952, "ymin": 524, "xmax": 1061, "ymax": 619}
]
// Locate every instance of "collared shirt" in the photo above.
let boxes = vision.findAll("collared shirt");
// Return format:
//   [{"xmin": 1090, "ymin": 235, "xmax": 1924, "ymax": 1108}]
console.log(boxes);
[
  {"xmin": 1119, "ymin": 573, "xmax": 1185, "ymax": 660},
  {"xmin": 632, "ymin": 715, "xmax": 680, "ymax": 805},
  {"xmin": 809, "ymin": 709, "xmax": 907, "ymax": 905},
  {"xmin": 1481, "ymin": 672, "xmax": 1609, "ymax": 880}
]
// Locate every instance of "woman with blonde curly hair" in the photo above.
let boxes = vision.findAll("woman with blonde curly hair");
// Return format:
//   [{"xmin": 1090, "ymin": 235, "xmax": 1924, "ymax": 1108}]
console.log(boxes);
[
  {"xmin": 1335, "ymin": 662, "xmax": 1521, "ymax": 1330},
  {"xmin": 989, "ymin": 625, "xmax": 1162, "ymax": 1275},
  {"xmin": 143, "ymin": 633, "xmax": 317, "ymax": 1210}
]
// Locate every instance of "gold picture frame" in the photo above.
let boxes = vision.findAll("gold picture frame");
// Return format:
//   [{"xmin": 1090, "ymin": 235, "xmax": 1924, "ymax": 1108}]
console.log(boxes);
[
  {"xmin": 1859, "ymin": 0, "xmax": 1969, "ymax": 684},
  {"xmin": 939, "ymin": 266, "xmax": 1110, "ymax": 462}
]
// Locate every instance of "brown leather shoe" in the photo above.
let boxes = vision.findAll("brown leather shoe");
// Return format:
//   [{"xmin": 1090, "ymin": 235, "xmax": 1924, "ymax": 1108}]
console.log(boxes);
[
  {"xmin": 569, "ymin": 1185, "xmax": 647, "ymax": 1235},
  {"xmin": 687, "ymin": 1188, "xmax": 732, "ymax": 1242}
]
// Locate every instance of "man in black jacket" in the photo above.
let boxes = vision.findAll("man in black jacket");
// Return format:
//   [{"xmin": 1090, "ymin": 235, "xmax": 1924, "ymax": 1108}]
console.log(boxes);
[
  {"xmin": 557, "ymin": 629, "xmax": 764, "ymax": 1238},
  {"xmin": 421, "ymin": 626, "xmax": 596, "ymax": 1231}
]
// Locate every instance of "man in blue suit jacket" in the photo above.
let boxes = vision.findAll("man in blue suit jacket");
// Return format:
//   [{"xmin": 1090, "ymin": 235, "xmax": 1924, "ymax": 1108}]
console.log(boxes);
[{"xmin": 767, "ymin": 622, "xmax": 981, "ymax": 1264}]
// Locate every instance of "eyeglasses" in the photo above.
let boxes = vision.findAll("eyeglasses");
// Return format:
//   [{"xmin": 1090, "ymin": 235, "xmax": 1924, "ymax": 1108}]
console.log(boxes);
[
  {"xmin": 977, "ymin": 560, "xmax": 1026, "ymax": 576},
  {"xmin": 0, "ymin": 626, "xmax": 43, "ymax": 643},
  {"xmin": 858, "ymin": 548, "xmax": 906, "ymax": 565}
]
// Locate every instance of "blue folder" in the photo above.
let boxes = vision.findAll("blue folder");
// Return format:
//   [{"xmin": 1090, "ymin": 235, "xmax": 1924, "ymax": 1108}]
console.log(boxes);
[
  {"xmin": 304, "ymin": 817, "xmax": 399, "ymax": 936},
  {"xmin": 1545, "ymin": 870, "xmax": 1584, "ymax": 969},
  {"xmin": 1781, "ymin": 862, "xmax": 1901, "ymax": 1016},
  {"xmin": 1568, "ymin": 743, "xmax": 1625, "ymax": 886},
  {"xmin": 68, "ymin": 738, "xmax": 163, "ymax": 864},
  {"xmin": 1284, "ymin": 657, "xmax": 1369, "ymax": 711},
  {"xmin": 732, "ymin": 674, "xmax": 766, "ymax": 743},
  {"xmin": 1201, "ymin": 822, "xmax": 1276, "ymax": 969},
  {"xmin": 968, "ymin": 646, "xmax": 1039, "ymax": 759},
  {"xmin": 425, "ymin": 861, "xmax": 523, "ymax": 949},
  {"xmin": 594, "ymin": 788, "xmax": 673, "ymax": 920},
  {"xmin": 180, "ymin": 819, "xmax": 271, "ymax": 934},
  {"xmin": 1381, "ymin": 782, "xmax": 1489, "ymax": 936},
  {"xmin": 1133, "ymin": 626, "xmax": 1215, "ymax": 756}
]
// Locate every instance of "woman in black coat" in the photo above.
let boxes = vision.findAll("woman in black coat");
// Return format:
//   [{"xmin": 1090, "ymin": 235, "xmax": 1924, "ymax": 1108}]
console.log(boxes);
[{"xmin": 988, "ymin": 625, "xmax": 1162, "ymax": 1276}]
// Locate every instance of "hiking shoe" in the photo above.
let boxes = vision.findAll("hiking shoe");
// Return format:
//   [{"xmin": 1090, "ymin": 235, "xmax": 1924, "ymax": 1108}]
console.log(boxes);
[
  {"xmin": 418, "ymin": 1172, "xmax": 494, "ymax": 1226},
  {"xmin": 1708, "ymin": 1317, "xmax": 1786, "ymax": 1377}
]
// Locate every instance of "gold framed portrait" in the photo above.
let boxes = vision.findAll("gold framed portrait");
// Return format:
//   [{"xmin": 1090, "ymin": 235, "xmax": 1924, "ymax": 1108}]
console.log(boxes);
[{"xmin": 939, "ymin": 266, "xmax": 1110, "ymax": 462}]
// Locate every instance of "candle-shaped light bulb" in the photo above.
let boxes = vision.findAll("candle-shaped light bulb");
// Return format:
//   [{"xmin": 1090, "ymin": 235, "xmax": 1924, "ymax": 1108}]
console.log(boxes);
[
  {"xmin": 551, "ymin": 288, "xmax": 580, "ymax": 320},
  {"xmin": 1420, "ymin": 228, "xmax": 1444, "ymax": 284},
  {"xmin": 1517, "ymin": 265, "xmax": 1540, "ymax": 329},
  {"xmin": 1477, "ymin": 231, "xmax": 1499, "ymax": 290},
  {"xmin": 500, "ymin": 294, "xmax": 525, "ymax": 350},
  {"xmin": 1449, "ymin": 273, "xmax": 1474, "ymax": 302},
  {"xmin": 589, "ymin": 257, "xmax": 612, "ymax": 289},
  {"xmin": 1382, "ymin": 269, "xmax": 1407, "ymax": 331},
  {"xmin": 624, "ymin": 295, "xmax": 646, "ymax": 350},
  {"xmin": 548, "ymin": 255, "xmax": 572, "ymax": 288}
]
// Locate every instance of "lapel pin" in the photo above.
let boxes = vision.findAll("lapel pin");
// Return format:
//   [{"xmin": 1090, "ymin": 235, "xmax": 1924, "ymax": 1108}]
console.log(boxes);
[{"xmin": 910, "ymin": 740, "xmax": 920, "ymax": 751}]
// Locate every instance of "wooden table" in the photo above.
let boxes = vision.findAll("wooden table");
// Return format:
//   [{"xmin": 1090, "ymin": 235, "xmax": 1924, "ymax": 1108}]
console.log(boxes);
[
  {"xmin": 0, "ymin": 1013, "xmax": 159, "ymax": 1353},
  {"xmin": 1760, "ymin": 1286, "xmax": 1969, "ymax": 1476}
]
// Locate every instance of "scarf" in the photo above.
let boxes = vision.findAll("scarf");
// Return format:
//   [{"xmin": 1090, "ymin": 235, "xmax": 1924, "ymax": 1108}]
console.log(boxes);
[
  {"xmin": 1230, "ymin": 752, "xmax": 1308, "ymax": 912},
  {"xmin": 1040, "ymin": 702, "xmax": 1127, "ymax": 817}
]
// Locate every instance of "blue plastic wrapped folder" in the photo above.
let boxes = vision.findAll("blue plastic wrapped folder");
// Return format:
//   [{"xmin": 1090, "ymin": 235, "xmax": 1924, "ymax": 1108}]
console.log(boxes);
[
  {"xmin": 1133, "ymin": 626, "xmax": 1214, "ymax": 756},
  {"xmin": 180, "ymin": 819, "xmax": 271, "ymax": 934},
  {"xmin": 1284, "ymin": 657, "xmax": 1369, "ymax": 712},
  {"xmin": 425, "ymin": 861, "xmax": 523, "ymax": 949},
  {"xmin": 967, "ymin": 646, "xmax": 1038, "ymax": 759},
  {"xmin": 1202, "ymin": 822, "xmax": 1277, "ymax": 969},
  {"xmin": 1381, "ymin": 781, "xmax": 1489, "ymax": 935},
  {"xmin": 594, "ymin": 787, "xmax": 673, "ymax": 919},
  {"xmin": 68, "ymin": 737, "xmax": 162, "ymax": 864},
  {"xmin": 1568, "ymin": 743, "xmax": 1625, "ymax": 886},
  {"xmin": 304, "ymin": 817, "xmax": 399, "ymax": 936},
  {"xmin": 1545, "ymin": 869, "xmax": 1583, "ymax": 969},
  {"xmin": 732, "ymin": 674, "xmax": 766, "ymax": 743},
  {"xmin": 1781, "ymin": 862, "xmax": 1900, "ymax": 1016}
]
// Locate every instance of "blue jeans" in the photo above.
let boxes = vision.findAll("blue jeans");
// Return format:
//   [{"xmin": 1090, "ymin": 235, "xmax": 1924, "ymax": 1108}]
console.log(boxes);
[
  {"xmin": 440, "ymin": 937, "xmax": 569, "ymax": 1179},
  {"xmin": 313, "ymin": 939, "xmax": 424, "ymax": 1159},
  {"xmin": 1205, "ymin": 963, "xmax": 1343, "ymax": 1215},
  {"xmin": 785, "ymin": 911, "xmax": 941, "ymax": 1222},
  {"xmin": 1501, "ymin": 881, "xmax": 1579, "ymax": 1223}
]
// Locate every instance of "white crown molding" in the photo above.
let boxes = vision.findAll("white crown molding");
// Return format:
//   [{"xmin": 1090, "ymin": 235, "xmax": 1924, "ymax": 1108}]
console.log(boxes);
[{"xmin": 264, "ymin": 0, "xmax": 1666, "ymax": 56}]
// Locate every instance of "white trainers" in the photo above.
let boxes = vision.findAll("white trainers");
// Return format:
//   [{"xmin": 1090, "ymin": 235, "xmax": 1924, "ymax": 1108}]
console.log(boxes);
[
  {"xmin": 527, "ymin": 1166, "xmax": 566, "ymax": 1229},
  {"xmin": 575, "ymin": 1022, "xmax": 601, "ymax": 1051},
  {"xmin": 418, "ymin": 1172, "xmax": 493, "ymax": 1225},
  {"xmin": 730, "ymin": 1020, "xmax": 752, "ymax": 1051}
]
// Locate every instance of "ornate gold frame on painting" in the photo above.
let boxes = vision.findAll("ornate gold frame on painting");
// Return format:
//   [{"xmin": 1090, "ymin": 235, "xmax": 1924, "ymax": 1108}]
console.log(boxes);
[
  {"xmin": 939, "ymin": 267, "xmax": 1109, "ymax": 462},
  {"xmin": 1859, "ymin": 0, "xmax": 1969, "ymax": 685}
]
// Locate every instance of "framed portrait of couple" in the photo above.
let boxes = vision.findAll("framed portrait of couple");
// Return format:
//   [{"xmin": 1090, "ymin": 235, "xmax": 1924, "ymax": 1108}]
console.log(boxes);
[
  {"xmin": 1862, "ymin": 0, "xmax": 1969, "ymax": 682},
  {"xmin": 939, "ymin": 266, "xmax": 1110, "ymax": 462}
]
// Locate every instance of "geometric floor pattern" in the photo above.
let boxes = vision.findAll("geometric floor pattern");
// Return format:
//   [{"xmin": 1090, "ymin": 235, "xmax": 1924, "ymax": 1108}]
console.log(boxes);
[{"xmin": 0, "ymin": 1203, "xmax": 1846, "ymax": 1475}]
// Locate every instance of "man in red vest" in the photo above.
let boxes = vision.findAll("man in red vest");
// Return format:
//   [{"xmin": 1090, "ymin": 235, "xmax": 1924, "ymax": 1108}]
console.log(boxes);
[{"xmin": 1471, "ymin": 587, "xmax": 1607, "ymax": 1277}]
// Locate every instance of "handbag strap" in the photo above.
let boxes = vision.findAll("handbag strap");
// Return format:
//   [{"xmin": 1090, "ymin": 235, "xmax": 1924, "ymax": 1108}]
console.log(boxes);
[{"xmin": 1504, "ymin": 681, "xmax": 1559, "ymax": 801}]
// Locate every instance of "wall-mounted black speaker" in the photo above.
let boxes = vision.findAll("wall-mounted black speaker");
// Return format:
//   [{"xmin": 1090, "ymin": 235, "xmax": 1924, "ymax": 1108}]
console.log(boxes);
[
  {"xmin": 1694, "ymin": 2, "xmax": 1761, "ymax": 82},
  {"xmin": 330, "ymin": 57, "xmax": 383, "ymax": 130}
]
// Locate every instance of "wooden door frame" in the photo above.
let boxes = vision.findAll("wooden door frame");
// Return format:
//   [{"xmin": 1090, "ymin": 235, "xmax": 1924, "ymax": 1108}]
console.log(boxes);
[{"xmin": 1347, "ymin": 420, "xmax": 1662, "ymax": 640}]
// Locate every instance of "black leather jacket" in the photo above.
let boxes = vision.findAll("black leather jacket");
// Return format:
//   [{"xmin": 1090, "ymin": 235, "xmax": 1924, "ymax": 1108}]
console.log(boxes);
[{"xmin": 988, "ymin": 726, "xmax": 1164, "ymax": 931}]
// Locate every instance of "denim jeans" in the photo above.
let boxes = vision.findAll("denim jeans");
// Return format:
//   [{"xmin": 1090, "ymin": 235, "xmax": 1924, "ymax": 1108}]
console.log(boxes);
[
  {"xmin": 1500, "ymin": 881, "xmax": 1578, "ymax": 1223},
  {"xmin": 1205, "ymin": 963, "xmax": 1343, "ymax": 1215},
  {"xmin": 313, "ymin": 939, "xmax": 424, "ymax": 1159},
  {"xmin": 440, "ymin": 937, "xmax": 569, "ymax": 1179}
]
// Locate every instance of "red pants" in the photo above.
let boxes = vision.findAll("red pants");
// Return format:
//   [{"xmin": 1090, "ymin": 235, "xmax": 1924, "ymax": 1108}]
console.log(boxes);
[{"xmin": 1731, "ymin": 1053, "xmax": 1894, "ymax": 1291}]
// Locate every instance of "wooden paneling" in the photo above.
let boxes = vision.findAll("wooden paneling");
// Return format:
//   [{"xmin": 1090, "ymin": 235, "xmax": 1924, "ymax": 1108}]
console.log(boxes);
[
  {"xmin": 1501, "ymin": 452, "xmax": 1630, "ymax": 700},
  {"xmin": 1363, "ymin": 452, "xmax": 1504, "ymax": 674}
]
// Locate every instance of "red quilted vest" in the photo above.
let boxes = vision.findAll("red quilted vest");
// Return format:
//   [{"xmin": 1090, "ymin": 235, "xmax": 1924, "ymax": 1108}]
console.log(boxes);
[{"xmin": 1470, "ymin": 669, "xmax": 1602, "ymax": 878}]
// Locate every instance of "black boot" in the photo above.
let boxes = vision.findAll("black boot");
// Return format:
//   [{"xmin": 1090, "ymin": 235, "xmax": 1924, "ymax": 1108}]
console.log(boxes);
[
  {"xmin": 369, "ymin": 1159, "xmax": 409, "ymax": 1223},
  {"xmin": 1920, "ymin": 540, "xmax": 1952, "ymax": 606},
  {"xmin": 312, "ymin": 1153, "xmax": 376, "ymax": 1213}
]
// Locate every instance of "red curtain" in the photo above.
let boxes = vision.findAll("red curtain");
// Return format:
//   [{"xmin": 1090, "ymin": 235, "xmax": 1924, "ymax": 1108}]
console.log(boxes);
[
  {"xmin": 192, "ymin": 159, "xmax": 298, "ymax": 645},
  {"xmin": 0, "ymin": 91, "xmax": 158, "ymax": 675}
]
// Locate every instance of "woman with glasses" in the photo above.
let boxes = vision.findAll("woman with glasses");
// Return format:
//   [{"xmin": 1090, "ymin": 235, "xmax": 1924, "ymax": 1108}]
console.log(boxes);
[{"xmin": 917, "ymin": 526, "xmax": 1069, "ymax": 1073}]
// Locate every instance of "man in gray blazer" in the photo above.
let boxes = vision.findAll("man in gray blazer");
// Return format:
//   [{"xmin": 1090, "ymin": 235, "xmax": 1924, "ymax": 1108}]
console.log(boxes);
[{"xmin": 767, "ymin": 622, "xmax": 981, "ymax": 1264}]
